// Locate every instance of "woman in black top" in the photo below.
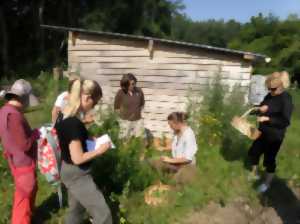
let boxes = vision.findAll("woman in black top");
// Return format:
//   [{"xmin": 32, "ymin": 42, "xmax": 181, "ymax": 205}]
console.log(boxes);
[
  {"xmin": 55, "ymin": 79, "xmax": 112, "ymax": 224},
  {"xmin": 248, "ymin": 73, "xmax": 293, "ymax": 193}
]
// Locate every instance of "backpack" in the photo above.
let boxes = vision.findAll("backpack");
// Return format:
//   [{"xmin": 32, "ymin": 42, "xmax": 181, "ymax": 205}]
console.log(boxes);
[
  {"xmin": 37, "ymin": 126, "xmax": 61, "ymax": 183},
  {"xmin": 37, "ymin": 125, "xmax": 63, "ymax": 207}
]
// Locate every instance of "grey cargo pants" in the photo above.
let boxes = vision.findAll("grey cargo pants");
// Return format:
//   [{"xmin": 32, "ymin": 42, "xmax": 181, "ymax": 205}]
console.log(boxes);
[{"xmin": 61, "ymin": 162, "xmax": 112, "ymax": 224}]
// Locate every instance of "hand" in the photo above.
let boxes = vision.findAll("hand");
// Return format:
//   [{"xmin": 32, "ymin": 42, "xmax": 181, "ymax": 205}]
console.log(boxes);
[
  {"xmin": 95, "ymin": 142, "xmax": 111, "ymax": 155},
  {"xmin": 83, "ymin": 113, "xmax": 95, "ymax": 124},
  {"xmin": 160, "ymin": 156, "xmax": 171, "ymax": 163},
  {"xmin": 259, "ymin": 105, "xmax": 268, "ymax": 113},
  {"xmin": 257, "ymin": 116, "xmax": 270, "ymax": 123}
]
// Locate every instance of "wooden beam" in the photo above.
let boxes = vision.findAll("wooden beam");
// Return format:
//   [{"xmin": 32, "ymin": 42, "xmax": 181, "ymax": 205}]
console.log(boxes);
[
  {"xmin": 148, "ymin": 39, "xmax": 154, "ymax": 59},
  {"xmin": 70, "ymin": 31, "xmax": 78, "ymax": 46},
  {"xmin": 243, "ymin": 53, "xmax": 255, "ymax": 61}
]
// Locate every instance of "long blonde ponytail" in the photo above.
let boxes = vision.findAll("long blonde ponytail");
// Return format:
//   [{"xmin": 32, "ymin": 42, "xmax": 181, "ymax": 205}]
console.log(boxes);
[
  {"xmin": 63, "ymin": 79, "xmax": 102, "ymax": 119},
  {"xmin": 63, "ymin": 79, "xmax": 82, "ymax": 118}
]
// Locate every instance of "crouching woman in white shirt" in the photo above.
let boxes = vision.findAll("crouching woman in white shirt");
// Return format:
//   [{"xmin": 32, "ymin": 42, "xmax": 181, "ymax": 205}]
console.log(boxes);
[{"xmin": 152, "ymin": 112, "xmax": 198, "ymax": 184}]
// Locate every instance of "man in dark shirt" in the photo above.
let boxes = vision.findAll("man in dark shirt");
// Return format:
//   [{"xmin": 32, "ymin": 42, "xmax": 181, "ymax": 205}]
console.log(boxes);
[
  {"xmin": 248, "ymin": 73, "xmax": 293, "ymax": 193},
  {"xmin": 114, "ymin": 73, "xmax": 145, "ymax": 139}
]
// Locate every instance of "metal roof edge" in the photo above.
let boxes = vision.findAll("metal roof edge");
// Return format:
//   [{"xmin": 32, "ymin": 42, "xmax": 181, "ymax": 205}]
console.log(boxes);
[{"xmin": 41, "ymin": 24, "xmax": 269, "ymax": 62}]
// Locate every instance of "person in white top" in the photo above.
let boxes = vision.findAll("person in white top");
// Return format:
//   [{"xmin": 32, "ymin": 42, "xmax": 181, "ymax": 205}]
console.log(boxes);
[
  {"xmin": 51, "ymin": 77, "xmax": 77, "ymax": 123},
  {"xmin": 150, "ymin": 112, "xmax": 198, "ymax": 184},
  {"xmin": 160, "ymin": 112, "xmax": 198, "ymax": 167}
]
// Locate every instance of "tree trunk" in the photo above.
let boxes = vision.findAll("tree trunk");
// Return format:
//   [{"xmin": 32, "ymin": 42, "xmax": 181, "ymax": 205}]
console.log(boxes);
[
  {"xmin": 38, "ymin": 0, "xmax": 45, "ymax": 57},
  {"xmin": 67, "ymin": 0, "xmax": 74, "ymax": 26},
  {"xmin": 0, "ymin": 5, "xmax": 9, "ymax": 75}
]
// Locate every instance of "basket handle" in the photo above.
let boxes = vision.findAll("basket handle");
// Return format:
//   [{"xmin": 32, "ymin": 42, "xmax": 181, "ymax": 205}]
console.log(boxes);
[{"xmin": 241, "ymin": 107, "xmax": 259, "ymax": 118}]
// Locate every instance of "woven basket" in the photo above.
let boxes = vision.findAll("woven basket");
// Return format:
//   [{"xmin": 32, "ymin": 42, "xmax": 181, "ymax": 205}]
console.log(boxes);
[
  {"xmin": 144, "ymin": 183, "xmax": 171, "ymax": 206},
  {"xmin": 231, "ymin": 108, "xmax": 261, "ymax": 140}
]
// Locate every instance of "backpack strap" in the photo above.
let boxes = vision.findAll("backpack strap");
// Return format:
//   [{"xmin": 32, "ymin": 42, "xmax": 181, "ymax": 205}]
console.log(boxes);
[
  {"xmin": 51, "ymin": 111, "xmax": 64, "ymax": 208},
  {"xmin": 0, "ymin": 107, "xmax": 18, "ymax": 165},
  {"xmin": 54, "ymin": 112, "xmax": 64, "ymax": 127},
  {"xmin": 57, "ymin": 182, "xmax": 63, "ymax": 208}
]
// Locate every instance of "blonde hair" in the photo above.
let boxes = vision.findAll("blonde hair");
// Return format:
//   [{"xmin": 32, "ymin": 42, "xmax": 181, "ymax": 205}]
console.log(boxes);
[
  {"xmin": 280, "ymin": 71, "xmax": 290, "ymax": 89},
  {"xmin": 63, "ymin": 79, "xmax": 102, "ymax": 119},
  {"xmin": 265, "ymin": 71, "xmax": 290, "ymax": 89}
]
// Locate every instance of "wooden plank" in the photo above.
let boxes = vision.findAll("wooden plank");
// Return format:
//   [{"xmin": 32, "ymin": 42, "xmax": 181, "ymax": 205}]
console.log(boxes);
[
  {"xmin": 222, "ymin": 65, "xmax": 252, "ymax": 73},
  {"xmin": 109, "ymin": 80, "xmax": 207, "ymax": 90},
  {"xmin": 73, "ymin": 34, "xmax": 147, "ymax": 46},
  {"xmin": 144, "ymin": 95, "xmax": 188, "ymax": 103},
  {"xmin": 143, "ymin": 113, "xmax": 169, "ymax": 121},
  {"xmin": 107, "ymin": 75, "xmax": 201, "ymax": 84},
  {"xmin": 97, "ymin": 68, "xmax": 195, "ymax": 77},
  {"xmin": 144, "ymin": 101, "xmax": 186, "ymax": 109},
  {"xmin": 144, "ymin": 120, "xmax": 174, "ymax": 129},
  {"xmin": 151, "ymin": 49, "xmax": 220, "ymax": 60},
  {"xmin": 145, "ymin": 126, "xmax": 171, "ymax": 134},
  {"xmin": 69, "ymin": 50, "xmax": 150, "ymax": 57},
  {"xmin": 69, "ymin": 44, "xmax": 147, "ymax": 51},
  {"xmin": 70, "ymin": 56, "xmax": 243, "ymax": 66},
  {"xmin": 70, "ymin": 51, "xmax": 147, "ymax": 57},
  {"xmin": 142, "ymin": 87, "xmax": 198, "ymax": 96},
  {"xmin": 80, "ymin": 63, "xmax": 101, "ymax": 70},
  {"xmin": 95, "ymin": 62, "xmax": 221, "ymax": 71},
  {"xmin": 144, "ymin": 103, "xmax": 186, "ymax": 111}
]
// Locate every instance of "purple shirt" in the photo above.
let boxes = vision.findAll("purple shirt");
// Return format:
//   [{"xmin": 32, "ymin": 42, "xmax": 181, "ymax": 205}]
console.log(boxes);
[{"xmin": 0, "ymin": 104, "xmax": 37, "ymax": 167}]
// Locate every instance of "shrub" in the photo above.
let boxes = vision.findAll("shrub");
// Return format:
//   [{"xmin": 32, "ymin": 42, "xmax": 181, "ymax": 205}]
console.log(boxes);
[
  {"xmin": 88, "ymin": 110, "xmax": 158, "ymax": 194},
  {"xmin": 187, "ymin": 74, "xmax": 252, "ymax": 161}
]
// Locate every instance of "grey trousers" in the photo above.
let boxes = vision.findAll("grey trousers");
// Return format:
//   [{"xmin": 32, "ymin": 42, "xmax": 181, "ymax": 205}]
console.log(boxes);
[{"xmin": 61, "ymin": 162, "xmax": 112, "ymax": 224}]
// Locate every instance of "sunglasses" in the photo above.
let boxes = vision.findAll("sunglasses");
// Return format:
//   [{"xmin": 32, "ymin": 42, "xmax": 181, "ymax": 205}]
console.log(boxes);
[{"xmin": 268, "ymin": 87, "xmax": 277, "ymax": 92}]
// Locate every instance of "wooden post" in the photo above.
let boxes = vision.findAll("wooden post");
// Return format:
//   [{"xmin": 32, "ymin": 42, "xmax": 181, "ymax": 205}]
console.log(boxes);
[
  {"xmin": 148, "ymin": 39, "xmax": 154, "ymax": 59},
  {"xmin": 70, "ymin": 31, "xmax": 78, "ymax": 46},
  {"xmin": 53, "ymin": 66, "xmax": 63, "ymax": 80}
]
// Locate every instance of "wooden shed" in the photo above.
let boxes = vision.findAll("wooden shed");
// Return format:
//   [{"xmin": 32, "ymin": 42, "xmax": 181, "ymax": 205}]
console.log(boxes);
[{"xmin": 42, "ymin": 25, "xmax": 268, "ymax": 137}]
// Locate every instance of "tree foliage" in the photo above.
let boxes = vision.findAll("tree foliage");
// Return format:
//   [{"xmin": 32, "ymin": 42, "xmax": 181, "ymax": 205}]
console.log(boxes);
[
  {"xmin": 0, "ymin": 0, "xmax": 183, "ymax": 76},
  {"xmin": 0, "ymin": 1, "xmax": 300, "ymax": 77}
]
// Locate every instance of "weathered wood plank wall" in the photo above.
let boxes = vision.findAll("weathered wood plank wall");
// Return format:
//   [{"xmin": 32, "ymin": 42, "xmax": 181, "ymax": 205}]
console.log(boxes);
[{"xmin": 68, "ymin": 32, "xmax": 252, "ymax": 137}]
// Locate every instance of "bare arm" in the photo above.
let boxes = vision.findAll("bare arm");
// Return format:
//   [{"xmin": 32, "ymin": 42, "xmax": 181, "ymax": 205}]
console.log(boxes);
[
  {"xmin": 161, "ymin": 156, "xmax": 190, "ymax": 165},
  {"xmin": 155, "ymin": 139, "xmax": 172, "ymax": 151},
  {"xmin": 69, "ymin": 140, "xmax": 110, "ymax": 165},
  {"xmin": 51, "ymin": 106, "xmax": 61, "ymax": 124}
]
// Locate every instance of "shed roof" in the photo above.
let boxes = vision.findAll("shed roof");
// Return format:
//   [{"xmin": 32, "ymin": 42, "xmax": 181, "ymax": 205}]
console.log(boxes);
[{"xmin": 41, "ymin": 24, "xmax": 269, "ymax": 62}]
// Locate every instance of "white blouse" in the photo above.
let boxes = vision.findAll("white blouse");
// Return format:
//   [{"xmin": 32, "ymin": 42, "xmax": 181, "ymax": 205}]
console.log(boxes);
[{"xmin": 171, "ymin": 127, "xmax": 198, "ymax": 164}]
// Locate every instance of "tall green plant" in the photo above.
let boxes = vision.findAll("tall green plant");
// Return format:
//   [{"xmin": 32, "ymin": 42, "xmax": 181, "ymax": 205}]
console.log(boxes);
[{"xmin": 187, "ymin": 74, "xmax": 252, "ymax": 160}]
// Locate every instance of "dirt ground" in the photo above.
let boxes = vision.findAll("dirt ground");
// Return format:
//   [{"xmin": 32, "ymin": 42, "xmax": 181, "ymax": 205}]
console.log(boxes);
[{"xmin": 183, "ymin": 185, "xmax": 300, "ymax": 224}]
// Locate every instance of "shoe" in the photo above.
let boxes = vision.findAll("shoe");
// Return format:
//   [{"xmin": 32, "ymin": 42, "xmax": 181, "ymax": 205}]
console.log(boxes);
[{"xmin": 257, "ymin": 183, "xmax": 269, "ymax": 193}]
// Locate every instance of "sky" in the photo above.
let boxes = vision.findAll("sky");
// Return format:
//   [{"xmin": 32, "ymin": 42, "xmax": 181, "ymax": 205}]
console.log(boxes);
[{"xmin": 182, "ymin": 0, "xmax": 300, "ymax": 23}]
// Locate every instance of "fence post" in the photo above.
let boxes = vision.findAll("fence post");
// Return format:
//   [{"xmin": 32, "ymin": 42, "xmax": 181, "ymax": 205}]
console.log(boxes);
[{"xmin": 53, "ymin": 67, "xmax": 63, "ymax": 80}]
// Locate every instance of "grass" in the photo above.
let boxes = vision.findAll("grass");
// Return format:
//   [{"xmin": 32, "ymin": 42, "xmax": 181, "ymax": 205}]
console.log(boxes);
[{"xmin": 0, "ymin": 75, "xmax": 299, "ymax": 224}]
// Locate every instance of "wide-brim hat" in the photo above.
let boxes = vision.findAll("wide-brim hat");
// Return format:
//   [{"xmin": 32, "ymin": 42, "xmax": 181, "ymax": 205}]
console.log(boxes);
[{"xmin": 5, "ymin": 79, "xmax": 39, "ymax": 106}]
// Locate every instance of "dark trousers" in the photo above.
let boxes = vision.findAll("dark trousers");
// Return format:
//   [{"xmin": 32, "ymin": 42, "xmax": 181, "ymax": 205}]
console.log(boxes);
[
  {"xmin": 149, "ymin": 160, "xmax": 198, "ymax": 184},
  {"xmin": 248, "ymin": 135, "xmax": 283, "ymax": 173}
]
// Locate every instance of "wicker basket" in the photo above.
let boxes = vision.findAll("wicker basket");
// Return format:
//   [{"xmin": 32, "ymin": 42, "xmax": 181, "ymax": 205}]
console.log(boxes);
[
  {"xmin": 231, "ymin": 108, "xmax": 262, "ymax": 140},
  {"xmin": 144, "ymin": 182, "xmax": 172, "ymax": 206}
]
